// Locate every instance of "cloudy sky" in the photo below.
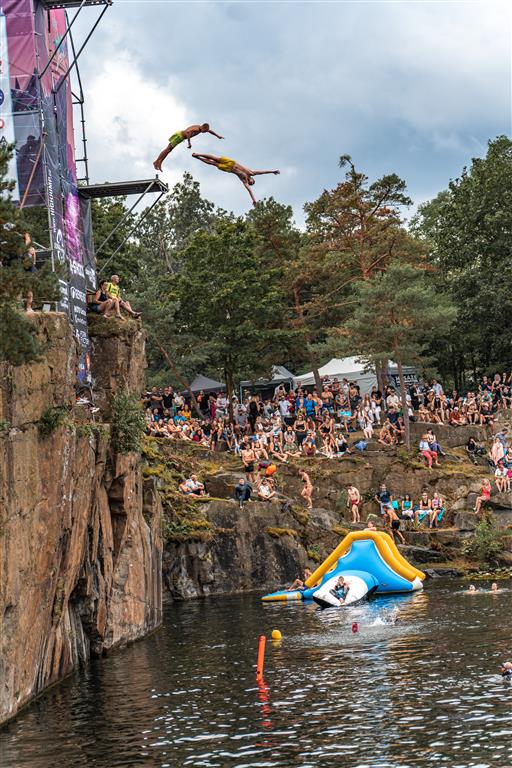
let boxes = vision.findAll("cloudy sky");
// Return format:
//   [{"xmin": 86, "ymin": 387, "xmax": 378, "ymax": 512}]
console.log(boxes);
[{"xmin": 74, "ymin": 0, "xmax": 511, "ymax": 222}]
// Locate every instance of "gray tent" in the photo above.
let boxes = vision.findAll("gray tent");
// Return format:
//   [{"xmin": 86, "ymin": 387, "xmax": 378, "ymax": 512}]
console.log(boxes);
[
  {"xmin": 188, "ymin": 374, "xmax": 226, "ymax": 394},
  {"xmin": 239, "ymin": 365, "xmax": 295, "ymax": 399}
]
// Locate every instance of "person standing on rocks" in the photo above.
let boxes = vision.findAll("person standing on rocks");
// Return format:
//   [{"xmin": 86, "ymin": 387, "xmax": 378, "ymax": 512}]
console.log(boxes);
[
  {"xmin": 241, "ymin": 441, "xmax": 257, "ymax": 485},
  {"xmin": 299, "ymin": 469, "xmax": 314, "ymax": 509},
  {"xmin": 347, "ymin": 484, "xmax": 361, "ymax": 524}
]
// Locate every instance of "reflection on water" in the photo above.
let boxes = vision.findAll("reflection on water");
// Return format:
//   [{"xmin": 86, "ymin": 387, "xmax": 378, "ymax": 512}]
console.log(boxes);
[{"xmin": 1, "ymin": 582, "xmax": 512, "ymax": 767}]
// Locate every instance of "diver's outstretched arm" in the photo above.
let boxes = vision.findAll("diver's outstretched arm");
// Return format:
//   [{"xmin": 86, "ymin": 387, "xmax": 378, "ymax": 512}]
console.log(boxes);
[
  {"xmin": 242, "ymin": 179, "xmax": 257, "ymax": 206},
  {"xmin": 250, "ymin": 169, "xmax": 280, "ymax": 176}
]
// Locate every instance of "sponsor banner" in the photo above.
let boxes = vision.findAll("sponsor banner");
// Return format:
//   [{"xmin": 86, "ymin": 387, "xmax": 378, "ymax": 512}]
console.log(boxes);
[
  {"xmin": 0, "ymin": 9, "xmax": 19, "ymax": 197},
  {"xmin": 391, "ymin": 372, "xmax": 418, "ymax": 388},
  {"xmin": 3, "ymin": 1, "xmax": 93, "ymax": 384}
]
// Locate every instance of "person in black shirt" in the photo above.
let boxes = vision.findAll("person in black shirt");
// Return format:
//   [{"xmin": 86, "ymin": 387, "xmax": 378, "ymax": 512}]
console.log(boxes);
[
  {"xmin": 149, "ymin": 386, "xmax": 164, "ymax": 414},
  {"xmin": 162, "ymin": 386, "xmax": 174, "ymax": 411}
]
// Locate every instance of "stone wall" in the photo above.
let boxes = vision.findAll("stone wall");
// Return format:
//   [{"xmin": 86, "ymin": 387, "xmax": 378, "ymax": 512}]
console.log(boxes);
[
  {"xmin": 0, "ymin": 315, "xmax": 162, "ymax": 726},
  {"xmin": 410, "ymin": 420, "xmax": 490, "ymax": 448}
]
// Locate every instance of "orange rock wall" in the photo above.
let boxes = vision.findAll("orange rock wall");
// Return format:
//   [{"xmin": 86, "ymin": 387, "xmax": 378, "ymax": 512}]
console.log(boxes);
[{"xmin": 0, "ymin": 315, "xmax": 162, "ymax": 725}]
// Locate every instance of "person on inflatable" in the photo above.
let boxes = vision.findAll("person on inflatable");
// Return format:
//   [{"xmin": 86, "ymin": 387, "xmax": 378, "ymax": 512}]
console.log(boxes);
[
  {"xmin": 331, "ymin": 576, "xmax": 350, "ymax": 604},
  {"xmin": 154, "ymin": 123, "xmax": 224, "ymax": 170},
  {"xmin": 192, "ymin": 152, "xmax": 280, "ymax": 205},
  {"xmin": 287, "ymin": 567, "xmax": 312, "ymax": 592}
]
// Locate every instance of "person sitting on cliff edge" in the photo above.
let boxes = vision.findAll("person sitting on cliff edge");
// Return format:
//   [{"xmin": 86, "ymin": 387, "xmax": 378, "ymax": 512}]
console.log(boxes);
[
  {"xmin": 179, "ymin": 474, "xmax": 205, "ymax": 496},
  {"xmin": 106, "ymin": 275, "xmax": 141, "ymax": 319}
]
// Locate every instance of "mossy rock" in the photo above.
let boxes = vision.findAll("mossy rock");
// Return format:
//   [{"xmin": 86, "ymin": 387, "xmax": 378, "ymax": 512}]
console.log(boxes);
[{"xmin": 266, "ymin": 527, "xmax": 299, "ymax": 538}]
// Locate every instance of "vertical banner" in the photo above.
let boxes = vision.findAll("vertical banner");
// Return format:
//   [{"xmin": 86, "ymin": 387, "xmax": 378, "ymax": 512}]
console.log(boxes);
[
  {"xmin": 3, "ymin": 0, "xmax": 94, "ymax": 385},
  {"xmin": 3, "ymin": 0, "xmax": 43, "ymax": 206},
  {"xmin": 0, "ymin": 9, "xmax": 19, "ymax": 198}
]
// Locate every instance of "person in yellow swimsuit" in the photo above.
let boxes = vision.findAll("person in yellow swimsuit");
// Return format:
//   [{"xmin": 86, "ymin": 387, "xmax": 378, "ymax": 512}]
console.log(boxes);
[
  {"xmin": 153, "ymin": 123, "xmax": 224, "ymax": 171},
  {"xmin": 192, "ymin": 152, "xmax": 280, "ymax": 206}
]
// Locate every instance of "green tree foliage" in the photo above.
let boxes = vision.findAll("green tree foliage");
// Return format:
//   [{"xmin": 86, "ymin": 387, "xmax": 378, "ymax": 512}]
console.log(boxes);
[
  {"xmin": 0, "ymin": 145, "xmax": 59, "ymax": 365},
  {"xmin": 131, "ymin": 174, "xmax": 223, "ymax": 385},
  {"xmin": 463, "ymin": 515, "xmax": 504, "ymax": 565},
  {"xmin": 337, "ymin": 262, "xmax": 456, "ymax": 449},
  {"xmin": 411, "ymin": 136, "xmax": 512, "ymax": 384},
  {"xmin": 92, "ymin": 197, "xmax": 138, "ymax": 290},
  {"xmin": 305, "ymin": 156, "xmax": 425, "ymax": 387},
  {"xmin": 170, "ymin": 218, "xmax": 289, "ymax": 405}
]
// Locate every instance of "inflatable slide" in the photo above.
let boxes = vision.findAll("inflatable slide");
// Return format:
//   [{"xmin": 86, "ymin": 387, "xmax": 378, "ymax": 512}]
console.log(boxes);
[{"xmin": 262, "ymin": 530, "xmax": 425, "ymax": 606}]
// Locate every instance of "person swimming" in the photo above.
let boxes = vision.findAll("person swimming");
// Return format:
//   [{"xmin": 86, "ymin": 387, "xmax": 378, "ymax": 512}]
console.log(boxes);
[
  {"xmin": 501, "ymin": 662, "xmax": 512, "ymax": 678},
  {"xmin": 467, "ymin": 584, "xmax": 477, "ymax": 593},
  {"xmin": 491, "ymin": 582, "xmax": 499, "ymax": 593}
]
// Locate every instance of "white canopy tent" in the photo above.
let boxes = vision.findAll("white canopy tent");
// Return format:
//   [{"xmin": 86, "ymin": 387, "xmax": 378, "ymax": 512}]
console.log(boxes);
[{"xmin": 294, "ymin": 357, "xmax": 416, "ymax": 395}]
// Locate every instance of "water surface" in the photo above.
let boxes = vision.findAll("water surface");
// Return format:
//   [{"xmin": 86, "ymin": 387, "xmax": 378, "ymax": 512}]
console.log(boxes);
[{"xmin": 1, "ymin": 581, "xmax": 512, "ymax": 767}]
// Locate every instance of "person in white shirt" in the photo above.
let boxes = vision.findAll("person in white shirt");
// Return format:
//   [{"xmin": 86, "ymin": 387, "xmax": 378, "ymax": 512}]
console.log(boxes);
[
  {"xmin": 216, "ymin": 393, "xmax": 229, "ymax": 418},
  {"xmin": 279, "ymin": 398, "xmax": 291, "ymax": 419}
]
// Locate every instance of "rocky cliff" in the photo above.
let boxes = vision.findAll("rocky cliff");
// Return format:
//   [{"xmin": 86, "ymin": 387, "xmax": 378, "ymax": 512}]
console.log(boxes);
[{"xmin": 0, "ymin": 314, "xmax": 162, "ymax": 726}]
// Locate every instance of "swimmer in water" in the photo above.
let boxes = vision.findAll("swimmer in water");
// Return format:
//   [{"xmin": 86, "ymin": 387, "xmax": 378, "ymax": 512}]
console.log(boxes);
[
  {"xmin": 491, "ymin": 582, "xmax": 499, "ymax": 593},
  {"xmin": 467, "ymin": 584, "xmax": 477, "ymax": 593},
  {"xmin": 501, "ymin": 662, "xmax": 512, "ymax": 678}
]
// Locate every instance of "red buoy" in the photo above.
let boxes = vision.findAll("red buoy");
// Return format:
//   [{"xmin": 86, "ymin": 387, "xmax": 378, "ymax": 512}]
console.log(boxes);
[{"xmin": 352, "ymin": 622, "xmax": 358, "ymax": 633}]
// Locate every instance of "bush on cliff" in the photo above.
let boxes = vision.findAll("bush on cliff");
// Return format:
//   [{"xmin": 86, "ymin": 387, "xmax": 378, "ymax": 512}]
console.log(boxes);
[
  {"xmin": 111, "ymin": 391, "xmax": 146, "ymax": 454},
  {"xmin": 463, "ymin": 515, "xmax": 505, "ymax": 565}
]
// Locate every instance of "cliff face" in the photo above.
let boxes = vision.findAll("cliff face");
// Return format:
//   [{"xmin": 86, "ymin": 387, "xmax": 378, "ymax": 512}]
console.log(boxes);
[{"xmin": 0, "ymin": 315, "xmax": 162, "ymax": 726}]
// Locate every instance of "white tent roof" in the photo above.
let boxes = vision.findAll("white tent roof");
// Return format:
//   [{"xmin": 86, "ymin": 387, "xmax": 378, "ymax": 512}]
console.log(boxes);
[{"xmin": 294, "ymin": 357, "xmax": 374, "ymax": 386}]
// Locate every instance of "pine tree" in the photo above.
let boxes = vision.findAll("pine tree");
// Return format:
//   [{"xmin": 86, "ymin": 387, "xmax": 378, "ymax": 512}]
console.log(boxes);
[{"xmin": 341, "ymin": 262, "xmax": 456, "ymax": 450}]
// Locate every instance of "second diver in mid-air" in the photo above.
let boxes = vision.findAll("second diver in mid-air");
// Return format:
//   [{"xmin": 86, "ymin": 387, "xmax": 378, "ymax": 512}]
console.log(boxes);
[
  {"xmin": 192, "ymin": 152, "xmax": 280, "ymax": 205},
  {"xmin": 153, "ymin": 123, "xmax": 224, "ymax": 171}
]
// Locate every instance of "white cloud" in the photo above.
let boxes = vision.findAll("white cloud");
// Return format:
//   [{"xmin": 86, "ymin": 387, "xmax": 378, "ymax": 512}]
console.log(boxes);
[{"xmin": 84, "ymin": 51, "xmax": 190, "ymax": 186}]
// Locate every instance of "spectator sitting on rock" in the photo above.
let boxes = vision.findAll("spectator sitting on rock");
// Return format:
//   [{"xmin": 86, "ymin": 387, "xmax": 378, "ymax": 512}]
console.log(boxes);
[
  {"xmin": 427, "ymin": 428, "xmax": 446, "ymax": 458},
  {"xmin": 494, "ymin": 461, "xmax": 509, "ymax": 493},
  {"xmin": 106, "ymin": 274, "xmax": 141, "ymax": 318},
  {"xmin": 419, "ymin": 434, "xmax": 439, "ymax": 469},
  {"xmin": 89, "ymin": 279, "xmax": 117, "ymax": 318},
  {"xmin": 474, "ymin": 478, "xmax": 492, "ymax": 516},
  {"xmin": 234, "ymin": 477, "xmax": 252, "ymax": 508},
  {"xmin": 401, "ymin": 494, "xmax": 414, "ymax": 522},
  {"xmin": 429, "ymin": 491, "xmax": 444, "ymax": 528},
  {"xmin": 449, "ymin": 406, "xmax": 466, "ymax": 426},
  {"xmin": 258, "ymin": 477, "xmax": 276, "ymax": 501},
  {"xmin": 179, "ymin": 474, "xmax": 205, "ymax": 496}
]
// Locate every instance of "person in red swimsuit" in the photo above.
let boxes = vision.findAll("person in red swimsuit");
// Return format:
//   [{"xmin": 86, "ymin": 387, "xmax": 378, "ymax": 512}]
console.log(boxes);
[{"xmin": 475, "ymin": 478, "xmax": 491, "ymax": 516}]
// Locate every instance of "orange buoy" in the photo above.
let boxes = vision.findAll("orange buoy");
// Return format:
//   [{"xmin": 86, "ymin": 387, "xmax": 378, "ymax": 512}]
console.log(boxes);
[{"xmin": 256, "ymin": 635, "xmax": 266, "ymax": 681}]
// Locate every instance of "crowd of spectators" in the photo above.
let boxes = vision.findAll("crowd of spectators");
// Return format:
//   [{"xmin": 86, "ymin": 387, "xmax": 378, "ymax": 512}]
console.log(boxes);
[{"xmin": 144, "ymin": 372, "xmax": 512, "ymax": 521}]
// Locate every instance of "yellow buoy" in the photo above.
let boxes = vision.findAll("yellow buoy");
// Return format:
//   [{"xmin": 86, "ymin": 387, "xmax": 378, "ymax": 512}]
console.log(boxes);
[{"xmin": 271, "ymin": 629, "xmax": 282, "ymax": 641}]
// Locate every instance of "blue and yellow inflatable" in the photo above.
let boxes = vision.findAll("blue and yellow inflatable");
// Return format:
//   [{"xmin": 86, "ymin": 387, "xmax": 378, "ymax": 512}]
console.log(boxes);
[{"xmin": 262, "ymin": 530, "xmax": 425, "ymax": 604}]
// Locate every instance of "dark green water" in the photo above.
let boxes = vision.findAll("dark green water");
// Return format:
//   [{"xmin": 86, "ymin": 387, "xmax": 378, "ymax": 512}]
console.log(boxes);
[{"xmin": 1, "ymin": 581, "xmax": 512, "ymax": 767}]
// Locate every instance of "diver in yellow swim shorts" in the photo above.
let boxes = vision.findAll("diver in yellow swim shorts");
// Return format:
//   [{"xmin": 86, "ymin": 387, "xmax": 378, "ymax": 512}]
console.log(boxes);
[
  {"xmin": 153, "ymin": 123, "xmax": 224, "ymax": 171},
  {"xmin": 192, "ymin": 152, "xmax": 280, "ymax": 206}
]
